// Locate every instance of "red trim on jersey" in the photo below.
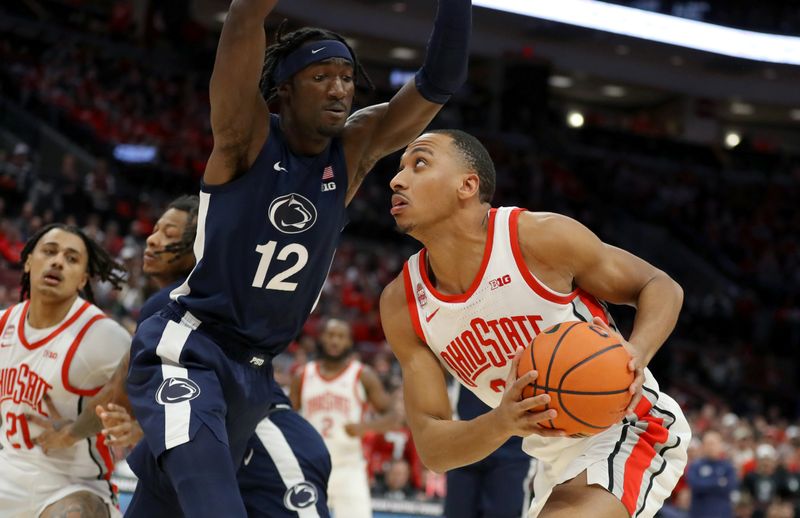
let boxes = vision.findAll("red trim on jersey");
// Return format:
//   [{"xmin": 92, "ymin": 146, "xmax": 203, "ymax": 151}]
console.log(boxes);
[
  {"xmin": 402, "ymin": 262, "xmax": 426, "ymax": 343},
  {"xmin": 0, "ymin": 305, "xmax": 14, "ymax": 333},
  {"xmin": 17, "ymin": 300, "xmax": 92, "ymax": 350},
  {"xmin": 95, "ymin": 432, "xmax": 115, "ymax": 480},
  {"xmin": 61, "ymin": 314, "xmax": 108, "ymax": 396},
  {"xmin": 620, "ymin": 415, "xmax": 670, "ymax": 514},
  {"xmin": 417, "ymin": 209, "xmax": 497, "ymax": 303},
  {"xmin": 315, "ymin": 359, "xmax": 355, "ymax": 383},
  {"xmin": 577, "ymin": 290, "xmax": 608, "ymax": 324},
  {"xmin": 508, "ymin": 208, "xmax": 579, "ymax": 304}
]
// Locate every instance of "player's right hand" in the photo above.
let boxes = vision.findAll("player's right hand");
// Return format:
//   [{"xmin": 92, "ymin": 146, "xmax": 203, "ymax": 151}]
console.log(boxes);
[
  {"xmin": 492, "ymin": 347, "xmax": 566, "ymax": 438},
  {"xmin": 97, "ymin": 403, "xmax": 144, "ymax": 448}
]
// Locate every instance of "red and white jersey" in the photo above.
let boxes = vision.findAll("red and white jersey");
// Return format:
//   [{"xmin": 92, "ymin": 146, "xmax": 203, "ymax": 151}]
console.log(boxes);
[
  {"xmin": 0, "ymin": 297, "xmax": 130, "ymax": 479},
  {"xmin": 403, "ymin": 207, "xmax": 661, "ymax": 464},
  {"xmin": 300, "ymin": 359, "xmax": 367, "ymax": 467}
]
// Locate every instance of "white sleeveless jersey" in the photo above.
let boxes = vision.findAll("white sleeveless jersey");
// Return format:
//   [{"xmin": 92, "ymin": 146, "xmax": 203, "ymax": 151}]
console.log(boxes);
[
  {"xmin": 300, "ymin": 359, "xmax": 367, "ymax": 467},
  {"xmin": 0, "ymin": 298, "xmax": 120, "ymax": 479},
  {"xmin": 403, "ymin": 207, "xmax": 661, "ymax": 464}
]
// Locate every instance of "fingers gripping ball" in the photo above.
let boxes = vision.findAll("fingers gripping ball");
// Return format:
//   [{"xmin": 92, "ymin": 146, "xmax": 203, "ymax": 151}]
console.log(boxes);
[{"xmin": 517, "ymin": 321, "xmax": 633, "ymax": 437}]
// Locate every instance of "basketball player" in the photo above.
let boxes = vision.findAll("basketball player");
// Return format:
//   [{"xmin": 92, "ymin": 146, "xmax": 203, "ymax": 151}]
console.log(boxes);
[
  {"xmin": 0, "ymin": 224, "xmax": 129, "ymax": 517},
  {"xmin": 379, "ymin": 130, "xmax": 691, "ymax": 518},
  {"xmin": 124, "ymin": 0, "xmax": 472, "ymax": 514},
  {"xmin": 445, "ymin": 384, "xmax": 535, "ymax": 518},
  {"xmin": 290, "ymin": 318, "xmax": 396, "ymax": 518},
  {"xmin": 34, "ymin": 195, "xmax": 333, "ymax": 517}
]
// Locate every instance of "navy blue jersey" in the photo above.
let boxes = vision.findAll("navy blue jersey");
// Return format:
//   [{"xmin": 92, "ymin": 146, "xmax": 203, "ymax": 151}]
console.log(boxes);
[{"xmin": 172, "ymin": 114, "xmax": 348, "ymax": 354}]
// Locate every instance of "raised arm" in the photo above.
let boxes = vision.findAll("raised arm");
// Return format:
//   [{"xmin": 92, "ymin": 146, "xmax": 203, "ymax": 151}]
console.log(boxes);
[
  {"xmin": 379, "ymin": 276, "xmax": 559, "ymax": 473},
  {"xmin": 342, "ymin": 0, "xmax": 472, "ymax": 202},
  {"xmin": 205, "ymin": 0, "xmax": 278, "ymax": 186},
  {"xmin": 289, "ymin": 369, "xmax": 303, "ymax": 410}
]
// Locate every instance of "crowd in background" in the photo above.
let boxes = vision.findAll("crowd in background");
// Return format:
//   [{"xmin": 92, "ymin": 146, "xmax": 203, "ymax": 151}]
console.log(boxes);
[{"xmin": 2, "ymin": 1, "xmax": 800, "ymax": 516}]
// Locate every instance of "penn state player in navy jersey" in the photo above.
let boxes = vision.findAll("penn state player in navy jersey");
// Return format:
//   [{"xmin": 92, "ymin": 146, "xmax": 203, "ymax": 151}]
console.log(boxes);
[
  {"xmin": 33, "ymin": 196, "xmax": 332, "ymax": 517},
  {"xmin": 124, "ymin": 0, "xmax": 473, "ymax": 515},
  {"xmin": 446, "ymin": 385, "xmax": 535, "ymax": 518}
]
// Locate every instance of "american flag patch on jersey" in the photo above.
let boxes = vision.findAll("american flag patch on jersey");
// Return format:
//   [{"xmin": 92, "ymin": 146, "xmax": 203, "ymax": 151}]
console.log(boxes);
[{"xmin": 322, "ymin": 166, "xmax": 334, "ymax": 180}]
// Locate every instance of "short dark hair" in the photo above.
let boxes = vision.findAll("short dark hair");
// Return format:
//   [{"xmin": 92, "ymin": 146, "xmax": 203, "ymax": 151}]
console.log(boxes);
[
  {"xmin": 431, "ymin": 129, "xmax": 496, "ymax": 203},
  {"xmin": 20, "ymin": 223, "xmax": 126, "ymax": 302},
  {"xmin": 162, "ymin": 195, "xmax": 199, "ymax": 263},
  {"xmin": 260, "ymin": 21, "xmax": 374, "ymax": 104}
]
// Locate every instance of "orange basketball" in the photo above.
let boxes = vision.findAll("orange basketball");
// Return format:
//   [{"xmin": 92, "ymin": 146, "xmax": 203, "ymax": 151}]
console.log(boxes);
[{"xmin": 517, "ymin": 321, "xmax": 633, "ymax": 437}]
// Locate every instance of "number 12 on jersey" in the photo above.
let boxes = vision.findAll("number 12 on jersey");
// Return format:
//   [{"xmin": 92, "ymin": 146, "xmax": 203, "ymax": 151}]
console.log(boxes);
[{"xmin": 251, "ymin": 241, "xmax": 309, "ymax": 292}]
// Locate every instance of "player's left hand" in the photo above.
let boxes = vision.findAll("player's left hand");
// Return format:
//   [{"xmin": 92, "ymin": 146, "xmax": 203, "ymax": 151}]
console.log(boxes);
[
  {"xmin": 591, "ymin": 317, "xmax": 644, "ymax": 417},
  {"xmin": 27, "ymin": 395, "xmax": 79, "ymax": 454},
  {"xmin": 97, "ymin": 403, "xmax": 144, "ymax": 448}
]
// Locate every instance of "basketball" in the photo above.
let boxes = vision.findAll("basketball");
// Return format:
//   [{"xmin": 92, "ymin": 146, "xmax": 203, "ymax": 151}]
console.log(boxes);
[{"xmin": 517, "ymin": 321, "xmax": 634, "ymax": 437}]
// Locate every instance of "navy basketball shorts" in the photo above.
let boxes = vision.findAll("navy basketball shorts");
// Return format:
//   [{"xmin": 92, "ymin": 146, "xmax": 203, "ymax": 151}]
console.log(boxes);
[
  {"xmin": 126, "ymin": 302, "xmax": 276, "ymax": 473},
  {"xmin": 445, "ymin": 454, "xmax": 536, "ymax": 518},
  {"xmin": 238, "ymin": 406, "xmax": 332, "ymax": 518}
]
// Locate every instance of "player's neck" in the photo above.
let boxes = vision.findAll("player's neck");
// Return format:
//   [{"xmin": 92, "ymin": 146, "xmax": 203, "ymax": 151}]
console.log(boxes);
[
  {"xmin": 319, "ymin": 356, "xmax": 351, "ymax": 376},
  {"xmin": 421, "ymin": 208, "xmax": 490, "ymax": 296},
  {"xmin": 27, "ymin": 294, "xmax": 79, "ymax": 329},
  {"xmin": 279, "ymin": 113, "xmax": 330, "ymax": 156},
  {"xmin": 152, "ymin": 273, "xmax": 182, "ymax": 290}
]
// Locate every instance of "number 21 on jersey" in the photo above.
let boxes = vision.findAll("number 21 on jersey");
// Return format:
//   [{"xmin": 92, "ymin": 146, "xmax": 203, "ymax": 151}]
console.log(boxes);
[{"xmin": 251, "ymin": 241, "xmax": 308, "ymax": 292}]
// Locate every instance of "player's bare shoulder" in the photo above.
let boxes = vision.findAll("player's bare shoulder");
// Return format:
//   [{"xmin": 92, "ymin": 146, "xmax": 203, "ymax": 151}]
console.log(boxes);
[{"xmin": 379, "ymin": 274, "xmax": 420, "ymax": 358}]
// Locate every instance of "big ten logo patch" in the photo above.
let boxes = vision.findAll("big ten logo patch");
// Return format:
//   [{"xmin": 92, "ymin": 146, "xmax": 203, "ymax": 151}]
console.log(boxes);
[{"xmin": 488, "ymin": 274, "xmax": 512, "ymax": 290}]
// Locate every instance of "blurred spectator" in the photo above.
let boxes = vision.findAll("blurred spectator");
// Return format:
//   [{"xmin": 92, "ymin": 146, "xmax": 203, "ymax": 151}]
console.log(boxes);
[
  {"xmin": 375, "ymin": 459, "xmax": 417, "ymax": 500},
  {"xmin": 687, "ymin": 430, "xmax": 738, "ymax": 518}
]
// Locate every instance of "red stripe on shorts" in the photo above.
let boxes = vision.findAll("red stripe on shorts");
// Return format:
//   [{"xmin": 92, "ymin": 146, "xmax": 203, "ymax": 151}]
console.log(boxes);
[{"xmin": 620, "ymin": 415, "xmax": 669, "ymax": 514}]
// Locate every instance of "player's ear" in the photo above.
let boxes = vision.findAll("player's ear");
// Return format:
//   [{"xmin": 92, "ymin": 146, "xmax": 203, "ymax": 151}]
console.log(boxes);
[
  {"xmin": 276, "ymin": 80, "xmax": 292, "ymax": 101},
  {"xmin": 23, "ymin": 254, "xmax": 32, "ymax": 274},
  {"xmin": 78, "ymin": 272, "xmax": 88, "ymax": 292},
  {"xmin": 457, "ymin": 172, "xmax": 481, "ymax": 201}
]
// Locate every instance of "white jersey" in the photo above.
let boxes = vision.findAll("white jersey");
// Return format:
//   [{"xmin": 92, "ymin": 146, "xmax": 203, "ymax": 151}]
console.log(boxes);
[
  {"xmin": 403, "ymin": 207, "xmax": 663, "ymax": 466},
  {"xmin": 300, "ymin": 360, "xmax": 367, "ymax": 467},
  {"xmin": 0, "ymin": 297, "xmax": 130, "ymax": 480}
]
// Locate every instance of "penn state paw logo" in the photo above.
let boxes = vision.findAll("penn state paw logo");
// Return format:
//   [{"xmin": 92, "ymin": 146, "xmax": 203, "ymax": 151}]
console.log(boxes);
[
  {"xmin": 283, "ymin": 481, "xmax": 318, "ymax": 511},
  {"xmin": 268, "ymin": 193, "xmax": 318, "ymax": 234},
  {"xmin": 155, "ymin": 377, "xmax": 201, "ymax": 405}
]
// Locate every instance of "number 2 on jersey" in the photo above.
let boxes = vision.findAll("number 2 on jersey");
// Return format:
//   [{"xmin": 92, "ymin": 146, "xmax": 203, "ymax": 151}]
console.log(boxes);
[
  {"xmin": 5, "ymin": 412, "xmax": 34, "ymax": 449},
  {"xmin": 251, "ymin": 241, "xmax": 308, "ymax": 291}
]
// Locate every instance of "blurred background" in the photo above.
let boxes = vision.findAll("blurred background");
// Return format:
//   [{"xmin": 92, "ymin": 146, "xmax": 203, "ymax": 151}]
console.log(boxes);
[{"xmin": 1, "ymin": 1, "xmax": 799, "ymax": 516}]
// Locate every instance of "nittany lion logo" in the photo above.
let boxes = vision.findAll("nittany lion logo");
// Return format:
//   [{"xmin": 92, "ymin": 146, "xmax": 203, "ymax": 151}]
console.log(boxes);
[
  {"xmin": 268, "ymin": 194, "xmax": 317, "ymax": 234},
  {"xmin": 283, "ymin": 482, "xmax": 318, "ymax": 511},
  {"xmin": 155, "ymin": 377, "xmax": 201, "ymax": 405}
]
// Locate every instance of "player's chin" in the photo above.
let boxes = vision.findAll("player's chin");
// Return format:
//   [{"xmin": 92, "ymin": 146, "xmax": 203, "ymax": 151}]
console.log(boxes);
[{"xmin": 317, "ymin": 121, "xmax": 346, "ymax": 138}]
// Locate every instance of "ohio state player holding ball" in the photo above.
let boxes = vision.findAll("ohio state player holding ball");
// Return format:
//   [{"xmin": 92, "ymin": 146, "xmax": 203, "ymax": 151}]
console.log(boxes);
[
  {"xmin": 379, "ymin": 130, "xmax": 691, "ymax": 518},
  {"xmin": 0, "ymin": 224, "xmax": 129, "ymax": 518}
]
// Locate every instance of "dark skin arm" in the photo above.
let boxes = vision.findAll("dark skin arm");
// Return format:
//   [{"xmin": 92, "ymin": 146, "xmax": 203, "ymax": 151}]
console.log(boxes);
[
  {"xmin": 379, "ymin": 277, "xmax": 560, "ymax": 473},
  {"xmin": 517, "ymin": 212, "xmax": 684, "ymax": 413},
  {"xmin": 341, "ymin": 82, "xmax": 442, "ymax": 204},
  {"xmin": 289, "ymin": 370, "xmax": 303, "ymax": 410},
  {"xmin": 205, "ymin": 0, "xmax": 276, "ymax": 186},
  {"xmin": 344, "ymin": 366, "xmax": 401, "ymax": 436}
]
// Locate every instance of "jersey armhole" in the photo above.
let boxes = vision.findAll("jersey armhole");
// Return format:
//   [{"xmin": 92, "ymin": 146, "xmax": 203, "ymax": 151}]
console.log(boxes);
[
  {"xmin": 508, "ymin": 208, "xmax": 579, "ymax": 304},
  {"xmin": 401, "ymin": 263, "xmax": 426, "ymax": 343},
  {"xmin": 61, "ymin": 315, "xmax": 109, "ymax": 396},
  {"xmin": 0, "ymin": 305, "xmax": 13, "ymax": 333}
]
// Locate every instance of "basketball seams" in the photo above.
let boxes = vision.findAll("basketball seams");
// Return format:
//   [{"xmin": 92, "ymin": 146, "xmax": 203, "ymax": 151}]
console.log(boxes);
[
  {"xmin": 543, "ymin": 321, "xmax": 581, "ymax": 429},
  {"xmin": 556, "ymin": 343, "xmax": 630, "ymax": 430}
]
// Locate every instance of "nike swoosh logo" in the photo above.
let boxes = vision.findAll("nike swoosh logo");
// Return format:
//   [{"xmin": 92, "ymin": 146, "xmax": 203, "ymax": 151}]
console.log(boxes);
[
  {"xmin": 425, "ymin": 308, "xmax": 440, "ymax": 323},
  {"xmin": 273, "ymin": 161, "xmax": 287, "ymax": 172},
  {"xmin": 243, "ymin": 448, "xmax": 254, "ymax": 466},
  {"xmin": 311, "ymin": 47, "xmax": 326, "ymax": 54}
]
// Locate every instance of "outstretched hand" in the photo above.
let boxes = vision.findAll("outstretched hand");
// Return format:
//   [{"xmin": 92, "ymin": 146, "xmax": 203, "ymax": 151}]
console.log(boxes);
[
  {"xmin": 27, "ymin": 395, "xmax": 79, "ymax": 454},
  {"xmin": 97, "ymin": 403, "xmax": 144, "ymax": 448},
  {"xmin": 591, "ymin": 317, "xmax": 645, "ymax": 416},
  {"xmin": 491, "ymin": 347, "xmax": 566, "ymax": 438}
]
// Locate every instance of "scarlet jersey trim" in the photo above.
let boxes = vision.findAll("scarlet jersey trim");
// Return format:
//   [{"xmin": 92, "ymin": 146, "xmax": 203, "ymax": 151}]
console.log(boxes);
[
  {"xmin": 61, "ymin": 314, "xmax": 108, "ymax": 396},
  {"xmin": 417, "ymin": 209, "xmax": 497, "ymax": 303},
  {"xmin": 353, "ymin": 363, "xmax": 365, "ymax": 406},
  {"xmin": 0, "ymin": 306, "xmax": 12, "ymax": 333},
  {"xmin": 315, "ymin": 359, "xmax": 355, "ymax": 383},
  {"xmin": 508, "ymin": 209, "xmax": 579, "ymax": 304},
  {"xmin": 620, "ymin": 415, "xmax": 669, "ymax": 514},
  {"xmin": 17, "ymin": 300, "xmax": 92, "ymax": 350},
  {"xmin": 95, "ymin": 431, "xmax": 115, "ymax": 480},
  {"xmin": 578, "ymin": 289, "xmax": 609, "ymax": 324},
  {"xmin": 402, "ymin": 262, "xmax": 426, "ymax": 343}
]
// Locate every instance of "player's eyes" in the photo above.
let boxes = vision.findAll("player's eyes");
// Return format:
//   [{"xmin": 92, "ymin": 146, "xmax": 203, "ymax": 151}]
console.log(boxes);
[
  {"xmin": 314, "ymin": 74, "xmax": 325, "ymax": 81},
  {"xmin": 342, "ymin": 75, "xmax": 353, "ymax": 83},
  {"xmin": 415, "ymin": 158, "xmax": 426, "ymax": 168}
]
